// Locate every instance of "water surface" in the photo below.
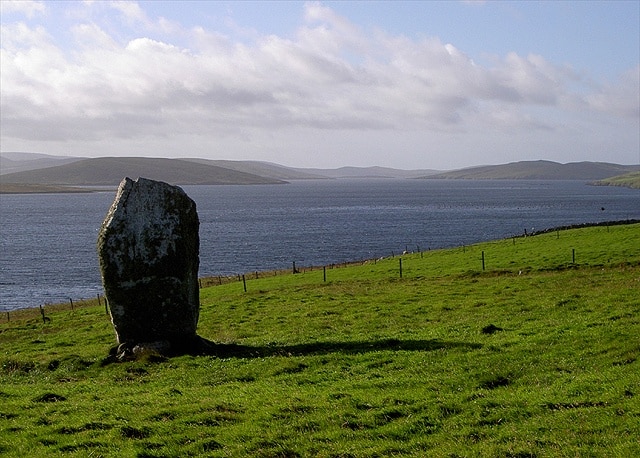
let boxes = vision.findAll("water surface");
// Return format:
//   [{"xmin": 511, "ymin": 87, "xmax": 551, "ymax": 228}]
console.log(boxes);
[{"xmin": 1, "ymin": 179, "xmax": 638, "ymax": 310}]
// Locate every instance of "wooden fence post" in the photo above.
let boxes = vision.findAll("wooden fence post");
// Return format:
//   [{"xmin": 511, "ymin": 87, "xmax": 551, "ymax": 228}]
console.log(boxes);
[
  {"xmin": 399, "ymin": 258, "xmax": 403, "ymax": 278},
  {"xmin": 481, "ymin": 251, "xmax": 485, "ymax": 271},
  {"xmin": 39, "ymin": 305, "xmax": 48, "ymax": 323},
  {"xmin": 242, "ymin": 274, "xmax": 247, "ymax": 292}
]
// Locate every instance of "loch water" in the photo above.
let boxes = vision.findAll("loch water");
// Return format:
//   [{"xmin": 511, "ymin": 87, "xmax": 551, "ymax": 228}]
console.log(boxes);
[{"xmin": 1, "ymin": 179, "xmax": 639, "ymax": 311}]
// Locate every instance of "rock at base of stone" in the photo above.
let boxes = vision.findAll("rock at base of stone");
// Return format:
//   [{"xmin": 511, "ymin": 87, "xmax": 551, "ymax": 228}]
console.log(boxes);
[
  {"xmin": 132, "ymin": 341, "xmax": 172, "ymax": 357},
  {"xmin": 97, "ymin": 177, "xmax": 200, "ymax": 350},
  {"xmin": 107, "ymin": 335, "xmax": 216, "ymax": 362}
]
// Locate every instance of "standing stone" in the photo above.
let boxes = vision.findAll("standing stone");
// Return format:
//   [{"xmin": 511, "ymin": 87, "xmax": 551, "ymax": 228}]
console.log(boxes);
[{"xmin": 97, "ymin": 177, "xmax": 200, "ymax": 354}]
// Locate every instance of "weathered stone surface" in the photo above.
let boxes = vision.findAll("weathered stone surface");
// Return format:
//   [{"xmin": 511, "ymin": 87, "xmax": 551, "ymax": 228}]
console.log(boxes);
[{"xmin": 97, "ymin": 177, "xmax": 200, "ymax": 349}]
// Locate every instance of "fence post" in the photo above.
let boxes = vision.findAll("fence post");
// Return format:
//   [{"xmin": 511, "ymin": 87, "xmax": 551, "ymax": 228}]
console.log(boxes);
[
  {"xmin": 481, "ymin": 251, "xmax": 485, "ymax": 271},
  {"xmin": 399, "ymin": 258, "xmax": 403, "ymax": 278},
  {"xmin": 323, "ymin": 265, "xmax": 326, "ymax": 282},
  {"xmin": 69, "ymin": 298, "xmax": 74, "ymax": 311},
  {"xmin": 242, "ymin": 274, "xmax": 247, "ymax": 292},
  {"xmin": 572, "ymin": 248, "xmax": 575, "ymax": 264}
]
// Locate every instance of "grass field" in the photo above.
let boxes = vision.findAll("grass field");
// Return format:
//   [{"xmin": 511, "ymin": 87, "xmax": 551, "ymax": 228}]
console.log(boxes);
[{"xmin": 1, "ymin": 223, "xmax": 639, "ymax": 457}]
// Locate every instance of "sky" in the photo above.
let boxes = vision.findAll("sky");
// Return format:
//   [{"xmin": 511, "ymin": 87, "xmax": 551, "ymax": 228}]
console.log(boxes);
[{"xmin": 1, "ymin": 1, "xmax": 638, "ymax": 170}]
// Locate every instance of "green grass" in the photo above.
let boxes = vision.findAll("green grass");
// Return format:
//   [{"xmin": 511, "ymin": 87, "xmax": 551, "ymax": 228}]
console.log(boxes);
[
  {"xmin": 1, "ymin": 224, "xmax": 639, "ymax": 457},
  {"xmin": 593, "ymin": 171, "xmax": 640, "ymax": 189}
]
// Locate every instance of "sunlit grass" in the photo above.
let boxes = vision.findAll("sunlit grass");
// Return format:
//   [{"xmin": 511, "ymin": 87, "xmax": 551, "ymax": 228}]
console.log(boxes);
[{"xmin": 1, "ymin": 223, "xmax": 639, "ymax": 457}]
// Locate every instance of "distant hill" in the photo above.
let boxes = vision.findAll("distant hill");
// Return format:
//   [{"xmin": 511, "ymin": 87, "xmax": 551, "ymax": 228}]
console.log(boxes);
[
  {"xmin": 0, "ymin": 157, "xmax": 286, "ymax": 186},
  {"xmin": 592, "ymin": 171, "xmax": 640, "ymax": 189},
  {"xmin": 183, "ymin": 159, "xmax": 326, "ymax": 180},
  {"xmin": 294, "ymin": 166, "xmax": 440, "ymax": 179},
  {"xmin": 0, "ymin": 152, "xmax": 84, "ymax": 175},
  {"xmin": 0, "ymin": 153, "xmax": 440, "ymax": 184},
  {"xmin": 2, "ymin": 153, "xmax": 638, "ymax": 187},
  {"xmin": 1, "ymin": 153, "xmax": 317, "ymax": 181},
  {"xmin": 422, "ymin": 160, "xmax": 640, "ymax": 180}
]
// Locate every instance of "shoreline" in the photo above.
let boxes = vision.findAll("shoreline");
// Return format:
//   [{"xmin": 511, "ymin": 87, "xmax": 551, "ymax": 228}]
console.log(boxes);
[
  {"xmin": 0, "ymin": 183, "xmax": 102, "ymax": 194},
  {"xmin": 2, "ymin": 176, "xmax": 639, "ymax": 194},
  {"xmin": 525, "ymin": 218, "xmax": 640, "ymax": 236}
]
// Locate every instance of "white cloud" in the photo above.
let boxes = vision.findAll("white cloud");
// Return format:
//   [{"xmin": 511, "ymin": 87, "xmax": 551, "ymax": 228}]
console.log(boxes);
[
  {"xmin": 71, "ymin": 22, "xmax": 118, "ymax": 50},
  {"xmin": 0, "ymin": 0, "xmax": 46, "ymax": 18},
  {"xmin": 108, "ymin": 1, "xmax": 149, "ymax": 27},
  {"xmin": 0, "ymin": 2, "xmax": 638, "ymax": 168},
  {"xmin": 586, "ymin": 65, "xmax": 640, "ymax": 118}
]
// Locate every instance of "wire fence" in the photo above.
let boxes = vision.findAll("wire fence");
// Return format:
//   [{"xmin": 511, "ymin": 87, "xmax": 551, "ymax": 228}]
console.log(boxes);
[{"xmin": 3, "ymin": 219, "xmax": 638, "ymax": 324}]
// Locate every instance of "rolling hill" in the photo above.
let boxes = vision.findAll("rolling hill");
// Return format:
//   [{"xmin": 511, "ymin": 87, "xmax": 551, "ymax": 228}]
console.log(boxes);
[
  {"xmin": 0, "ymin": 157, "xmax": 286, "ymax": 186},
  {"xmin": 183, "ymin": 159, "xmax": 325, "ymax": 180},
  {"xmin": 422, "ymin": 160, "xmax": 640, "ymax": 180},
  {"xmin": 0, "ymin": 154, "xmax": 439, "ymax": 185},
  {"xmin": 2, "ymin": 153, "xmax": 638, "ymax": 188},
  {"xmin": 0, "ymin": 152, "xmax": 84, "ymax": 175}
]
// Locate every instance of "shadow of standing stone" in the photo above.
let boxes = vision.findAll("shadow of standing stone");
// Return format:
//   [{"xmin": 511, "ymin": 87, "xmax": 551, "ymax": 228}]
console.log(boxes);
[{"xmin": 97, "ymin": 177, "xmax": 200, "ymax": 359}]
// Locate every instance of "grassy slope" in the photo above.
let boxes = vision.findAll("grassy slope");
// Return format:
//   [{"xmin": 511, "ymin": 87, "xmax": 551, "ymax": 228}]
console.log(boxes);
[
  {"xmin": 1, "ymin": 224, "xmax": 639, "ymax": 457},
  {"xmin": 424, "ymin": 160, "xmax": 640, "ymax": 180},
  {"xmin": 593, "ymin": 171, "xmax": 640, "ymax": 189}
]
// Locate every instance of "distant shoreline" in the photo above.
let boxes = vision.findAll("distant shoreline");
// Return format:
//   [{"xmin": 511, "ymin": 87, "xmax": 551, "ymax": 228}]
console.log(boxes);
[
  {"xmin": 2, "ymin": 177, "xmax": 639, "ymax": 194},
  {"xmin": 525, "ymin": 219, "xmax": 640, "ymax": 236},
  {"xmin": 0, "ymin": 183, "xmax": 105, "ymax": 194}
]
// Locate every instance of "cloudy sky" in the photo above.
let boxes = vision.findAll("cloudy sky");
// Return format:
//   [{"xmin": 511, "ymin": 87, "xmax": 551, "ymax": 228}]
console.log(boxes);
[{"xmin": 1, "ymin": 1, "xmax": 638, "ymax": 170}]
